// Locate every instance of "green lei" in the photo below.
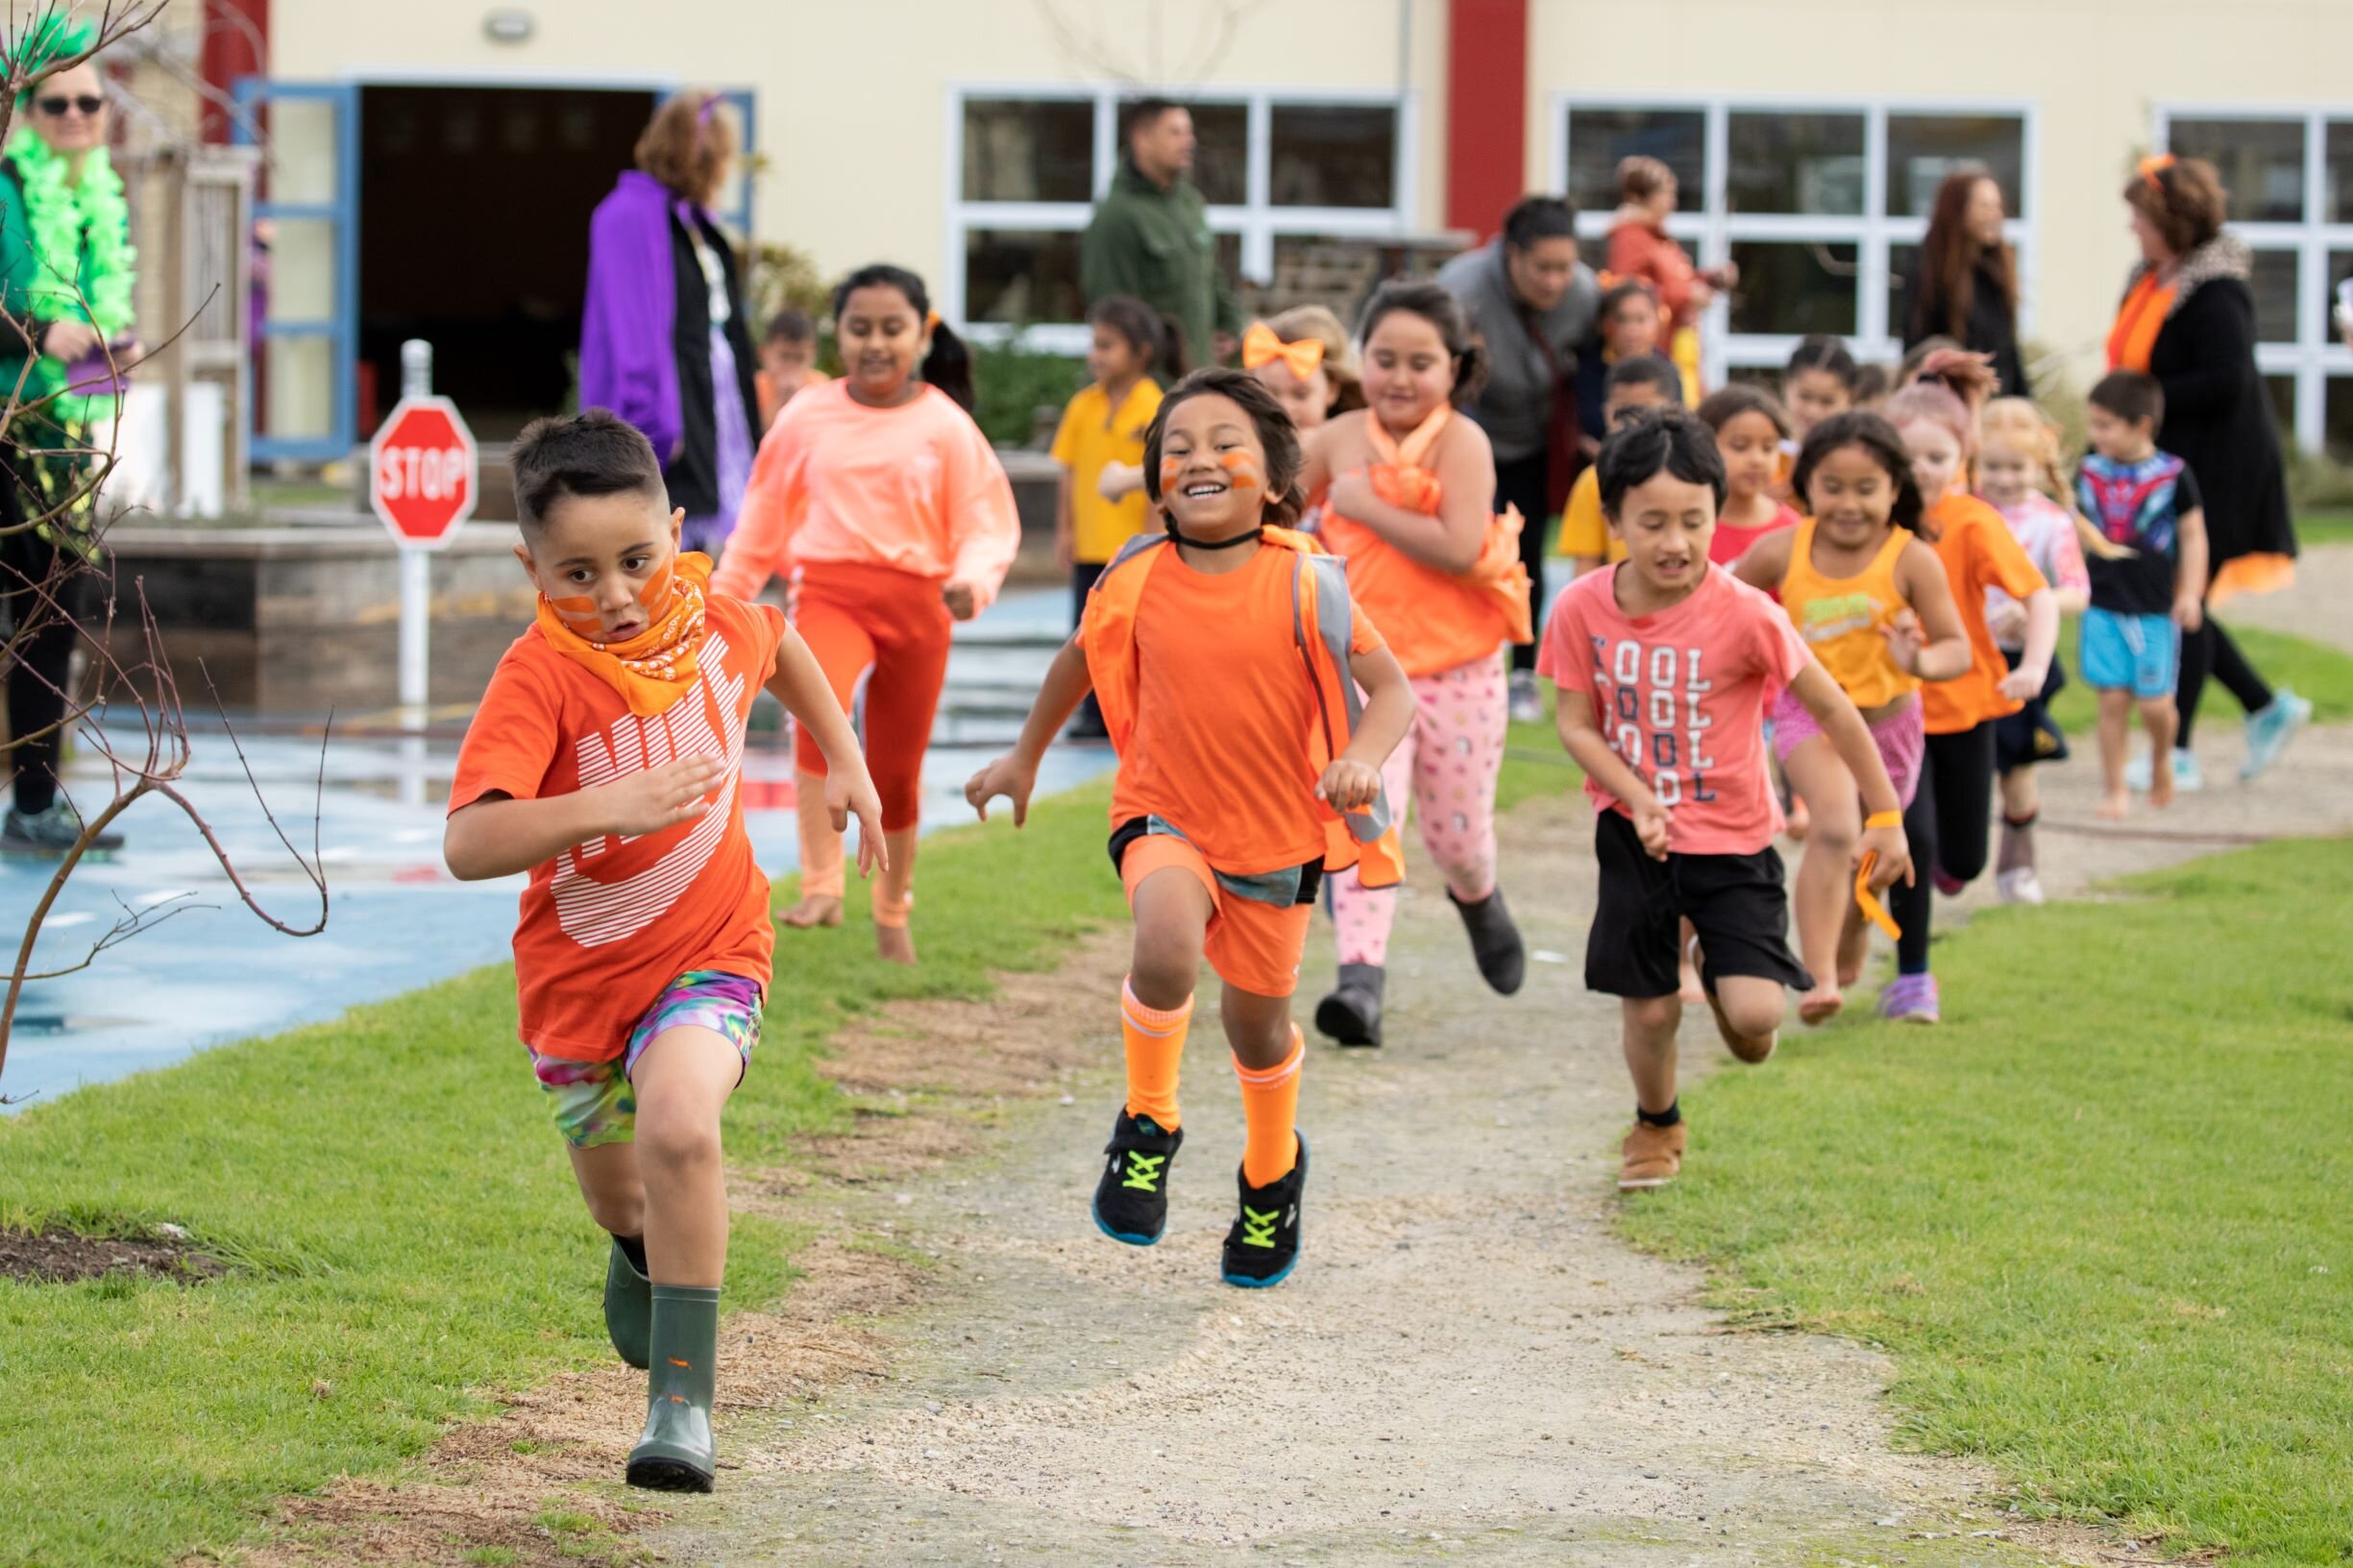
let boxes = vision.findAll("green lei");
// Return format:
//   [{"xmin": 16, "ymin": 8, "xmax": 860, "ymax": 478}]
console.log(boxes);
[{"xmin": 7, "ymin": 125, "xmax": 135, "ymax": 421}]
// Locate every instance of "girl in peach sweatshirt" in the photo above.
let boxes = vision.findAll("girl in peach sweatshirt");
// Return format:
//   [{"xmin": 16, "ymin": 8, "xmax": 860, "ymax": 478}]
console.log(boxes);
[{"xmin": 713, "ymin": 263, "xmax": 1018, "ymax": 963}]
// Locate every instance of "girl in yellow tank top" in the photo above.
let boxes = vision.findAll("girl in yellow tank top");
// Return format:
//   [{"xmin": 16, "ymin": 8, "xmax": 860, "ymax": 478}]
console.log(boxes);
[{"xmin": 1733, "ymin": 413, "xmax": 1969, "ymax": 1027}]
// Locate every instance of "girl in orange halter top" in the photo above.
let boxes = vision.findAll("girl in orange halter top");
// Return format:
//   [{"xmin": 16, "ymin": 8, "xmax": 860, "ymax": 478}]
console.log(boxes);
[
  {"xmin": 1733, "ymin": 412, "xmax": 1970, "ymax": 1028},
  {"xmin": 1296, "ymin": 281, "xmax": 1535, "ymax": 1047}
]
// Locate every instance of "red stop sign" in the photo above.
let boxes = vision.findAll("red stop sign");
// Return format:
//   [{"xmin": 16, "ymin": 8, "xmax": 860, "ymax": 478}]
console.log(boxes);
[{"xmin": 370, "ymin": 395, "xmax": 478, "ymax": 549}]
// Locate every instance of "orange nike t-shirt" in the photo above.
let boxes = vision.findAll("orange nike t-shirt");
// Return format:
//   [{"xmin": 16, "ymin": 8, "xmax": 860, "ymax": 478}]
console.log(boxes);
[
  {"xmin": 1919, "ymin": 492, "xmax": 2049, "ymax": 736},
  {"xmin": 449, "ymin": 594, "xmax": 788, "ymax": 1062},
  {"xmin": 1103, "ymin": 546, "xmax": 1386, "ymax": 877}
]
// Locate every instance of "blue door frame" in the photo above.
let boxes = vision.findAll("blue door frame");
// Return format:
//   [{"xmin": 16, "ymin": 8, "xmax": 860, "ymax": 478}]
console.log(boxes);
[
  {"xmin": 232, "ymin": 81, "xmax": 756, "ymax": 468},
  {"xmin": 233, "ymin": 78, "xmax": 359, "ymax": 465}
]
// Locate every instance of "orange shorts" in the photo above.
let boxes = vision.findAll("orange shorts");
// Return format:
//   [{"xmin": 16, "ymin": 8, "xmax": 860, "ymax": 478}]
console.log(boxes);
[{"xmin": 1118, "ymin": 833, "xmax": 1312, "ymax": 999}]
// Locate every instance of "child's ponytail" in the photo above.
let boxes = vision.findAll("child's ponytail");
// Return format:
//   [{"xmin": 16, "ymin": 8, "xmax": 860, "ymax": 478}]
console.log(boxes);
[{"xmin": 922, "ymin": 319, "xmax": 975, "ymax": 413}]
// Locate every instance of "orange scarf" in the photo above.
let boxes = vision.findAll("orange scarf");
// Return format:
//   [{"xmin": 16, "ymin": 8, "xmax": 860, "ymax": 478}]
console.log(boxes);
[
  {"xmin": 2106, "ymin": 272, "xmax": 2176, "ymax": 372},
  {"xmin": 535, "ymin": 551, "xmax": 713, "ymax": 717},
  {"xmin": 1362, "ymin": 406, "xmax": 1533, "ymax": 645}
]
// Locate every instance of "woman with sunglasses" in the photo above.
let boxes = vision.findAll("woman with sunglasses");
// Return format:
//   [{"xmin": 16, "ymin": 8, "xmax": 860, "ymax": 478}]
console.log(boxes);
[
  {"xmin": 2109, "ymin": 153, "xmax": 2308, "ymax": 789},
  {"xmin": 0, "ymin": 22, "xmax": 135, "ymax": 855}
]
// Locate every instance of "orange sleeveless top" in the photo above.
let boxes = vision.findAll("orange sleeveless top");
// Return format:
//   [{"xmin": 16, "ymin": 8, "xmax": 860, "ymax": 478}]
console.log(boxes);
[
  {"xmin": 1317, "ymin": 407, "xmax": 1532, "ymax": 677},
  {"xmin": 1777, "ymin": 514, "xmax": 1917, "ymax": 711}
]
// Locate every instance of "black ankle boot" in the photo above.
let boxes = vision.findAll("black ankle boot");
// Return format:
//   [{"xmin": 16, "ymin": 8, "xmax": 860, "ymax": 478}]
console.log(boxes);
[
  {"xmin": 1450, "ymin": 888, "xmax": 1526, "ymax": 995},
  {"xmin": 1313, "ymin": 964, "xmax": 1385, "ymax": 1047}
]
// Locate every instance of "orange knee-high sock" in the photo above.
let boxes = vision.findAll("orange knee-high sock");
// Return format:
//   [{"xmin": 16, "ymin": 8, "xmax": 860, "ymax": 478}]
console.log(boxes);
[
  {"xmin": 1120, "ymin": 978, "xmax": 1192, "ymax": 1131},
  {"xmin": 1233, "ymin": 1026, "xmax": 1304, "ymax": 1187}
]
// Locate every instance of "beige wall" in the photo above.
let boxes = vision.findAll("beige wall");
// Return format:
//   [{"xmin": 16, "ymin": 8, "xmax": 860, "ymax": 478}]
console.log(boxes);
[
  {"xmin": 1528, "ymin": 0, "xmax": 2353, "ymax": 388},
  {"xmin": 270, "ymin": 0, "xmax": 1450, "ymax": 283}
]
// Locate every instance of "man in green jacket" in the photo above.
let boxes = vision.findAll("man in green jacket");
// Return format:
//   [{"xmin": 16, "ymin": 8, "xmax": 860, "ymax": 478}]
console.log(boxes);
[{"xmin": 1081, "ymin": 99, "xmax": 1239, "ymax": 372}]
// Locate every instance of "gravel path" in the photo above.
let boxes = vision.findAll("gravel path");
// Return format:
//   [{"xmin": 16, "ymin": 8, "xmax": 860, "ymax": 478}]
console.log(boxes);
[{"xmin": 644, "ymin": 675, "xmax": 2353, "ymax": 1567}]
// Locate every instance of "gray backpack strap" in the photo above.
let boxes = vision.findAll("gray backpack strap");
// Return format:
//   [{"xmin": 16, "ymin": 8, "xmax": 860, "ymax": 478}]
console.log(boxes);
[
  {"xmin": 1099, "ymin": 530, "xmax": 1170, "ymax": 579},
  {"xmin": 1295, "ymin": 552, "xmax": 1394, "ymax": 844}
]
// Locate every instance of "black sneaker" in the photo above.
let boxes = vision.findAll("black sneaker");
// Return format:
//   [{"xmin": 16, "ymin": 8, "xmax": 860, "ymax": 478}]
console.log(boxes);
[
  {"xmin": 1220, "ymin": 1134, "xmax": 1307, "ymax": 1288},
  {"xmin": 1091, "ymin": 1110, "xmax": 1183, "ymax": 1246},
  {"xmin": 1313, "ymin": 964, "xmax": 1385, "ymax": 1047}
]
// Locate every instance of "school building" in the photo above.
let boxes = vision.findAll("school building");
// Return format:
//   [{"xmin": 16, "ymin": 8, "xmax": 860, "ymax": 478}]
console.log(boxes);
[{"xmin": 223, "ymin": 0, "xmax": 2353, "ymax": 462}]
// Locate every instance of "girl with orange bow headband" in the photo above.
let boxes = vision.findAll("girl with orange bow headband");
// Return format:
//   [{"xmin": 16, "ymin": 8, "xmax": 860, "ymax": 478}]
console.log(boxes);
[{"xmin": 1297, "ymin": 282, "xmax": 1535, "ymax": 1047}]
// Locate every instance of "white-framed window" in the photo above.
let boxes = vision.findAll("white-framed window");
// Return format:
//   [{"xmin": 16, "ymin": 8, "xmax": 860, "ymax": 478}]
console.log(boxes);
[
  {"xmin": 947, "ymin": 84, "xmax": 1416, "ymax": 354},
  {"xmin": 2157, "ymin": 106, "xmax": 2353, "ymax": 456},
  {"xmin": 1550, "ymin": 95, "xmax": 2038, "ymax": 388}
]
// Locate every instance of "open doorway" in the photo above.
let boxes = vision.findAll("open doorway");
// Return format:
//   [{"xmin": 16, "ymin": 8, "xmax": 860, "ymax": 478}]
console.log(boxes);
[{"xmin": 356, "ymin": 85, "xmax": 657, "ymax": 441}]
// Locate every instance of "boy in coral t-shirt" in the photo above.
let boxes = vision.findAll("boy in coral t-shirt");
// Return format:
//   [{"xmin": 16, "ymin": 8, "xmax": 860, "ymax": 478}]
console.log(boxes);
[
  {"xmin": 1539, "ymin": 411, "xmax": 1912, "ymax": 1193},
  {"xmin": 968, "ymin": 369, "xmax": 1413, "ymax": 1290},
  {"xmin": 445, "ymin": 410, "xmax": 885, "ymax": 1494}
]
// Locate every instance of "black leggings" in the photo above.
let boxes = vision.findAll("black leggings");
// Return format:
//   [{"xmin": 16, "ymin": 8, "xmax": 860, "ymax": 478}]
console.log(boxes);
[
  {"xmin": 2, "ymin": 527, "xmax": 89, "ymax": 818},
  {"xmin": 1892, "ymin": 722, "xmax": 1997, "ymax": 976},
  {"xmin": 1495, "ymin": 450, "xmax": 1550, "ymax": 673},
  {"xmin": 2175, "ymin": 615, "xmax": 2272, "ymax": 747}
]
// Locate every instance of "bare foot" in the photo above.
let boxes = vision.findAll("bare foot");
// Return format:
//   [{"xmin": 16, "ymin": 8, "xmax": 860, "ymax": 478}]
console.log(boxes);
[
  {"xmin": 1786, "ymin": 796, "xmax": 1811, "ymax": 843},
  {"xmin": 780, "ymin": 894, "xmax": 844, "ymax": 929},
  {"xmin": 1798, "ymin": 986, "xmax": 1844, "ymax": 1026},
  {"xmin": 1705, "ymin": 991, "xmax": 1777, "ymax": 1063},
  {"xmin": 875, "ymin": 924, "xmax": 917, "ymax": 965},
  {"xmin": 1836, "ymin": 904, "xmax": 1872, "ymax": 989},
  {"xmin": 2095, "ymin": 791, "xmax": 2130, "ymax": 821},
  {"xmin": 2148, "ymin": 769, "xmax": 2175, "ymax": 810}
]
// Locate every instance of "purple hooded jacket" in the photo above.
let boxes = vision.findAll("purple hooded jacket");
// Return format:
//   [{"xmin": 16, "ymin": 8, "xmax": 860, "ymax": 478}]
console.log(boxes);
[{"xmin": 579, "ymin": 170, "xmax": 686, "ymax": 463}]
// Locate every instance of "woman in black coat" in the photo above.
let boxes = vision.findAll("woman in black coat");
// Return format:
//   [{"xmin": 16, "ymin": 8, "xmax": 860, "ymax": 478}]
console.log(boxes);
[
  {"xmin": 2108, "ymin": 155, "xmax": 2309, "ymax": 785},
  {"xmin": 1901, "ymin": 165, "xmax": 2028, "ymax": 398}
]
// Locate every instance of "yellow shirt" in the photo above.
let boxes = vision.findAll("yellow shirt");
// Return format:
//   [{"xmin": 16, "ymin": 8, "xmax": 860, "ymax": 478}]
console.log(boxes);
[
  {"xmin": 1051, "ymin": 379, "xmax": 1164, "ymax": 564},
  {"xmin": 1554, "ymin": 467, "xmax": 1630, "ymax": 565}
]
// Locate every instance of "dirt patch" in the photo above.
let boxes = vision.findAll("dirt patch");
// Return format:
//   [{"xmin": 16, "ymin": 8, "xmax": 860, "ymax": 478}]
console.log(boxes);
[
  {"xmin": 0, "ymin": 1224, "xmax": 224, "ymax": 1286},
  {"xmin": 236, "ymin": 925, "xmax": 1131, "ymax": 1566}
]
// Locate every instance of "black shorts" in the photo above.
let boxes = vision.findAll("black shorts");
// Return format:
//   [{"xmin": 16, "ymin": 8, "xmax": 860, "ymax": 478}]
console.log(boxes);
[
  {"xmin": 1585, "ymin": 809, "xmax": 1813, "ymax": 999},
  {"xmin": 1992, "ymin": 644, "xmax": 2070, "ymax": 772}
]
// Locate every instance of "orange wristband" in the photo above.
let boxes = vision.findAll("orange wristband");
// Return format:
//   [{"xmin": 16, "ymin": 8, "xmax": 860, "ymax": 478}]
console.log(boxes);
[{"xmin": 1864, "ymin": 810, "xmax": 1902, "ymax": 829}]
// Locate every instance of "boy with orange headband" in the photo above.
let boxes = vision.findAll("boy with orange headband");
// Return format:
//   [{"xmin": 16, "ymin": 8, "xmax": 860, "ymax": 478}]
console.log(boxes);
[{"xmin": 445, "ymin": 410, "xmax": 887, "ymax": 1493}]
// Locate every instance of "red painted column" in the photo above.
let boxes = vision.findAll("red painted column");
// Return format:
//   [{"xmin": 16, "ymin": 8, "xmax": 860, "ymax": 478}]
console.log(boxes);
[
  {"xmin": 199, "ymin": 0, "xmax": 270, "ymax": 143},
  {"xmin": 1445, "ymin": 0, "xmax": 1528, "ymax": 239}
]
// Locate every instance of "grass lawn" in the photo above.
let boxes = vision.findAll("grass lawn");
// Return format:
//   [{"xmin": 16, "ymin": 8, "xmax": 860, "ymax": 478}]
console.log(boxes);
[
  {"xmin": 1618, "ymin": 838, "xmax": 2353, "ymax": 1565},
  {"xmin": 2047, "ymin": 621, "xmax": 2353, "ymax": 739},
  {"xmin": 0, "ymin": 783, "xmax": 1126, "ymax": 1568},
  {"xmin": 2293, "ymin": 508, "xmax": 2353, "ymax": 546}
]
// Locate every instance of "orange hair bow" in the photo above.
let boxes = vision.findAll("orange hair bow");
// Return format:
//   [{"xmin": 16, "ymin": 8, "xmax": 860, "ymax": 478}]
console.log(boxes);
[
  {"xmin": 2138, "ymin": 153, "xmax": 2176, "ymax": 190},
  {"xmin": 1241, "ymin": 321, "xmax": 1324, "ymax": 380}
]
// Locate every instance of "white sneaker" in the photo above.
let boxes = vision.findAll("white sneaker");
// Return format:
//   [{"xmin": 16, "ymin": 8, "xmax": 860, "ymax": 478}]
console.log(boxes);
[
  {"xmin": 1997, "ymin": 867, "xmax": 2046, "ymax": 906},
  {"xmin": 1507, "ymin": 670, "xmax": 1544, "ymax": 725},
  {"xmin": 2169, "ymin": 747, "xmax": 2204, "ymax": 793}
]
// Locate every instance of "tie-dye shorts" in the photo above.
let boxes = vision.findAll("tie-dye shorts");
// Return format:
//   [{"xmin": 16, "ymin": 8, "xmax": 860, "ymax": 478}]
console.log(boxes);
[{"xmin": 528, "ymin": 969, "xmax": 764, "ymax": 1148}]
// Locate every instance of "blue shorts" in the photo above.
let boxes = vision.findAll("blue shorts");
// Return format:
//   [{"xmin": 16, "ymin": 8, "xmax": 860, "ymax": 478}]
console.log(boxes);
[{"xmin": 2079, "ymin": 608, "xmax": 2177, "ymax": 699}]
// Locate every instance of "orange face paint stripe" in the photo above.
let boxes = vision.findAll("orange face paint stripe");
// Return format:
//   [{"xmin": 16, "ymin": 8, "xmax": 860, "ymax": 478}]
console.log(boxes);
[{"xmin": 1219, "ymin": 451, "xmax": 1262, "ymax": 490}]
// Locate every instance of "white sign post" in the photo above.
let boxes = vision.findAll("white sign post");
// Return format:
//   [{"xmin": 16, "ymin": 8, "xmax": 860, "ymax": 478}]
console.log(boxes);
[{"xmin": 369, "ymin": 340, "xmax": 478, "ymax": 724}]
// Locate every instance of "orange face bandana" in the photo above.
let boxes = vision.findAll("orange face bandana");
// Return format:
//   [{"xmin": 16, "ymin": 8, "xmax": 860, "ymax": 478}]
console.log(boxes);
[
  {"xmin": 534, "ymin": 551, "xmax": 713, "ymax": 717},
  {"xmin": 1241, "ymin": 321, "xmax": 1324, "ymax": 381}
]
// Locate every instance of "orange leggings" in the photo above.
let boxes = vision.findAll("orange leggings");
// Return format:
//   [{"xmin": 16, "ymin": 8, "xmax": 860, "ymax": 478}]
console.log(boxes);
[{"xmin": 792, "ymin": 561, "xmax": 952, "ymax": 831}]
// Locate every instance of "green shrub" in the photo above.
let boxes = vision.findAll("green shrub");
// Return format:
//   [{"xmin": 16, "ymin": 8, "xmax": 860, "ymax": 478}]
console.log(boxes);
[{"xmin": 971, "ymin": 333, "xmax": 1089, "ymax": 448}]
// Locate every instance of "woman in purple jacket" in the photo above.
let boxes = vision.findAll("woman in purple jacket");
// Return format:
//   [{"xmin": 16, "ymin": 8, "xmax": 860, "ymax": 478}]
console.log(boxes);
[{"xmin": 579, "ymin": 93, "xmax": 761, "ymax": 555}]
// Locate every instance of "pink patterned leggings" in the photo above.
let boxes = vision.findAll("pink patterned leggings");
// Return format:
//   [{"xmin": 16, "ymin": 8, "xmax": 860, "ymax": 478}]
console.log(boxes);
[{"xmin": 1329, "ymin": 651, "xmax": 1507, "ymax": 968}]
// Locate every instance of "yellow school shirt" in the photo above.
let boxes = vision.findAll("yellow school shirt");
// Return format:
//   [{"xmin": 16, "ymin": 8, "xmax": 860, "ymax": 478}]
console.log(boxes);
[
  {"xmin": 1553, "ymin": 466, "xmax": 1630, "ymax": 564},
  {"xmin": 1050, "ymin": 379, "xmax": 1164, "ymax": 565}
]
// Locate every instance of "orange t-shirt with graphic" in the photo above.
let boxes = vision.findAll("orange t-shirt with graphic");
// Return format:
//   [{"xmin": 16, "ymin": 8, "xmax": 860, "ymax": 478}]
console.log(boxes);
[
  {"xmin": 449, "ymin": 594, "xmax": 788, "ymax": 1062},
  {"xmin": 1103, "ymin": 546, "xmax": 1386, "ymax": 877},
  {"xmin": 1919, "ymin": 492, "xmax": 2048, "ymax": 736}
]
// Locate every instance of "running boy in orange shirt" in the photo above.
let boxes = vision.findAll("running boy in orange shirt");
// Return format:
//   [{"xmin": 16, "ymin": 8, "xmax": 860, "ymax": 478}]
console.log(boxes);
[
  {"xmin": 445, "ymin": 411, "xmax": 887, "ymax": 1492},
  {"xmin": 968, "ymin": 368, "xmax": 1414, "ymax": 1287}
]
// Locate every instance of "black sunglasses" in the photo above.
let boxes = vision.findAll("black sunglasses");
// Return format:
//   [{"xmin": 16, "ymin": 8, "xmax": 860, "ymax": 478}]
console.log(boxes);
[{"xmin": 36, "ymin": 94, "xmax": 105, "ymax": 117}]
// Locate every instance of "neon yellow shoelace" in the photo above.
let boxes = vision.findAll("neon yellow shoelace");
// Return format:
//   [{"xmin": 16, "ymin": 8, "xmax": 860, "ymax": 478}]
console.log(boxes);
[
  {"xmin": 1238, "ymin": 1205, "xmax": 1280, "ymax": 1248},
  {"xmin": 1121, "ymin": 1151, "xmax": 1167, "ymax": 1192}
]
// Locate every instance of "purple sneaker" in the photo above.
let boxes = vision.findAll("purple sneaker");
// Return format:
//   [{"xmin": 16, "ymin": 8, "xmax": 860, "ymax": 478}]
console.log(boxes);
[
  {"xmin": 1879, "ymin": 972, "xmax": 1941, "ymax": 1024},
  {"xmin": 1931, "ymin": 865, "xmax": 1966, "ymax": 897}
]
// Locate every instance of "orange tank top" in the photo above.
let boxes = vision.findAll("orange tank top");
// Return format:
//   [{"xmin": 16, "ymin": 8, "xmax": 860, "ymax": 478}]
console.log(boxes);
[
  {"xmin": 1318, "ymin": 407, "xmax": 1530, "ymax": 677},
  {"xmin": 1777, "ymin": 514, "xmax": 1918, "ymax": 711}
]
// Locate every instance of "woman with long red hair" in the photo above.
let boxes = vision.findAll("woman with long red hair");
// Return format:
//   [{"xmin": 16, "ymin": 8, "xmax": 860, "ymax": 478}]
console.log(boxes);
[{"xmin": 1900, "ymin": 165, "xmax": 2028, "ymax": 399}]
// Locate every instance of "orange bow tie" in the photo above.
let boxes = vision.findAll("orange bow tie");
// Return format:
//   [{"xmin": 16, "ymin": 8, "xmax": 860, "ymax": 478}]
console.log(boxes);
[{"xmin": 1241, "ymin": 321, "xmax": 1324, "ymax": 381}]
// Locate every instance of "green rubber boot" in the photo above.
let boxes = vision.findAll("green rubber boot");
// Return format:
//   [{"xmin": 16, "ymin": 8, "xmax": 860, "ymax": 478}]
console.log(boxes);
[
  {"xmin": 625, "ymin": 1285, "xmax": 720, "ymax": 1492},
  {"xmin": 603, "ymin": 1237, "xmax": 651, "ymax": 1369}
]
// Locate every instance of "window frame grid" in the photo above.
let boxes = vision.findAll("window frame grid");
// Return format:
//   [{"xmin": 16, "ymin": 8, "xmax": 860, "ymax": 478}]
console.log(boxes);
[
  {"xmin": 945, "ymin": 82, "xmax": 1417, "ymax": 354},
  {"xmin": 2155, "ymin": 104, "xmax": 2353, "ymax": 453},
  {"xmin": 1551, "ymin": 91, "xmax": 2038, "ymax": 389}
]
